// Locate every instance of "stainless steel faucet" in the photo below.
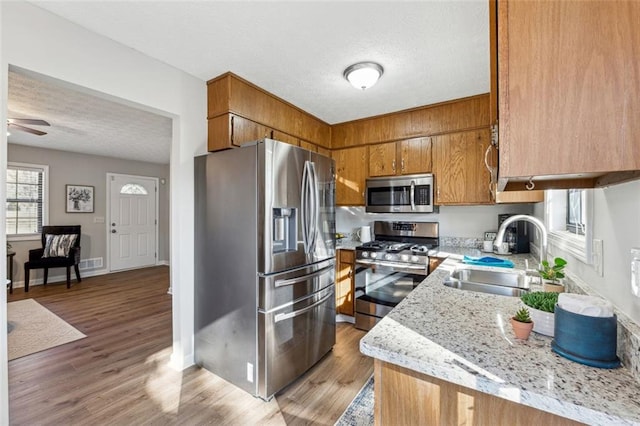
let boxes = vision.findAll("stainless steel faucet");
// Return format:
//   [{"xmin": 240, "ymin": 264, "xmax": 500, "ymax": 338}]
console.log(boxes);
[{"xmin": 495, "ymin": 214, "xmax": 547, "ymax": 268}]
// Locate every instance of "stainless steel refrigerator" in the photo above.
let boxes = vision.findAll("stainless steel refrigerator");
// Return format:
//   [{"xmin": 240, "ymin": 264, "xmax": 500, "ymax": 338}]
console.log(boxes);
[{"xmin": 194, "ymin": 138, "xmax": 336, "ymax": 400}]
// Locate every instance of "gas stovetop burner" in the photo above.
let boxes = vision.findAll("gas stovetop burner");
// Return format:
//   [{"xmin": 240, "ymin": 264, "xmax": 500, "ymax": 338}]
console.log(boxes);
[
  {"xmin": 360, "ymin": 241, "xmax": 388, "ymax": 251},
  {"xmin": 410, "ymin": 244, "xmax": 430, "ymax": 254},
  {"xmin": 387, "ymin": 243, "xmax": 412, "ymax": 253}
]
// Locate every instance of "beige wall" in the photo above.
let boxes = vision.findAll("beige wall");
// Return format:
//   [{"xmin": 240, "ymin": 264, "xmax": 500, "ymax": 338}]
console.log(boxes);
[{"xmin": 7, "ymin": 143, "xmax": 170, "ymax": 285}]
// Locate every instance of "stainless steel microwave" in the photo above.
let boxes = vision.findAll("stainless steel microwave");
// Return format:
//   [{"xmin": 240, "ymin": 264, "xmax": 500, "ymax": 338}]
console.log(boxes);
[{"xmin": 365, "ymin": 174, "xmax": 437, "ymax": 213}]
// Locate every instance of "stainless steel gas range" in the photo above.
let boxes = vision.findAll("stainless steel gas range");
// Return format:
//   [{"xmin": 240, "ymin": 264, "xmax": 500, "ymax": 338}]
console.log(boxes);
[{"xmin": 354, "ymin": 221, "xmax": 439, "ymax": 331}]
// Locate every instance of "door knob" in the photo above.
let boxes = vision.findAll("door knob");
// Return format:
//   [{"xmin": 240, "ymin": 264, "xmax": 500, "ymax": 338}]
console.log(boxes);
[
  {"xmin": 111, "ymin": 223, "xmax": 116, "ymax": 226},
  {"xmin": 111, "ymin": 230, "xmax": 117, "ymax": 233}
]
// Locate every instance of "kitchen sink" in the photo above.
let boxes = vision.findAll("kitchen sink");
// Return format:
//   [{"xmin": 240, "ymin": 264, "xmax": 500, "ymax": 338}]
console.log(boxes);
[{"xmin": 443, "ymin": 265, "xmax": 529, "ymax": 297}]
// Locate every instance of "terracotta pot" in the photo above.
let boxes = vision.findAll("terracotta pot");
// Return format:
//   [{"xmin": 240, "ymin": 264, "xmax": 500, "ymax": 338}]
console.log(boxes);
[{"xmin": 511, "ymin": 318, "xmax": 534, "ymax": 340}]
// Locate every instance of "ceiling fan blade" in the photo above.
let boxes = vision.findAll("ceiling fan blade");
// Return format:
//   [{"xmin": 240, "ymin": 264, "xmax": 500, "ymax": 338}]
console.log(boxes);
[
  {"xmin": 8, "ymin": 122, "xmax": 48, "ymax": 136},
  {"xmin": 8, "ymin": 118, "xmax": 50, "ymax": 126}
]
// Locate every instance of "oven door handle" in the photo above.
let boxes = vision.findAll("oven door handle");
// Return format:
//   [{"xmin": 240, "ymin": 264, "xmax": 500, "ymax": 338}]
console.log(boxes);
[
  {"xmin": 274, "ymin": 264, "xmax": 333, "ymax": 287},
  {"xmin": 274, "ymin": 290, "xmax": 334, "ymax": 323},
  {"xmin": 355, "ymin": 259, "xmax": 428, "ymax": 270},
  {"xmin": 410, "ymin": 180, "xmax": 416, "ymax": 211}
]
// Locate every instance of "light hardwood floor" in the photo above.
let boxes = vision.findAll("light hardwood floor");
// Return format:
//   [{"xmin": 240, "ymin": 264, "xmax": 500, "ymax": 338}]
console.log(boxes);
[{"xmin": 7, "ymin": 266, "xmax": 373, "ymax": 425}]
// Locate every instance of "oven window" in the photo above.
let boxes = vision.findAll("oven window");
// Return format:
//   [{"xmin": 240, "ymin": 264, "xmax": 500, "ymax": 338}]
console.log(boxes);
[
  {"xmin": 354, "ymin": 266, "xmax": 423, "ymax": 307},
  {"xmin": 368, "ymin": 185, "xmax": 431, "ymax": 206}
]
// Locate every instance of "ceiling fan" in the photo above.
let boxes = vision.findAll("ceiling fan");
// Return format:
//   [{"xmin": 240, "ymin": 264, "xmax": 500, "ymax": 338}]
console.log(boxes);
[{"xmin": 7, "ymin": 118, "xmax": 51, "ymax": 136}]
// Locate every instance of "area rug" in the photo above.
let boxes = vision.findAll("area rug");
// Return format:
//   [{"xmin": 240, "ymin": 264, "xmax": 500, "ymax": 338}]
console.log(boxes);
[
  {"xmin": 335, "ymin": 375, "xmax": 374, "ymax": 426},
  {"xmin": 7, "ymin": 299, "xmax": 86, "ymax": 361}
]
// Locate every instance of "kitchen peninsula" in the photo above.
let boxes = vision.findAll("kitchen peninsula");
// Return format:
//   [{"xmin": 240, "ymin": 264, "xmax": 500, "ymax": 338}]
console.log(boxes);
[{"xmin": 361, "ymin": 254, "xmax": 640, "ymax": 425}]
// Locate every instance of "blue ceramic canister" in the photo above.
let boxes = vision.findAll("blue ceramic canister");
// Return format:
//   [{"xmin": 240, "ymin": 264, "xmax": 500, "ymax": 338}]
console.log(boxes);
[{"xmin": 551, "ymin": 303, "xmax": 620, "ymax": 369}]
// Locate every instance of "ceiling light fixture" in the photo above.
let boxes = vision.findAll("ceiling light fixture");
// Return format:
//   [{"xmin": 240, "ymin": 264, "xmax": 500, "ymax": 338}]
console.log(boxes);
[{"xmin": 343, "ymin": 62, "xmax": 384, "ymax": 90}]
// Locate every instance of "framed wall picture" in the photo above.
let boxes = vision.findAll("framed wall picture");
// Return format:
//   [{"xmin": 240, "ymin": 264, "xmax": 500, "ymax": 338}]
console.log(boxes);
[{"xmin": 66, "ymin": 184, "xmax": 94, "ymax": 213}]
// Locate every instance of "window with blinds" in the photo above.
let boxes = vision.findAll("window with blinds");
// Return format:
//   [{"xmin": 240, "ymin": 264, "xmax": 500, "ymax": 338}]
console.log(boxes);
[{"xmin": 6, "ymin": 163, "xmax": 48, "ymax": 237}]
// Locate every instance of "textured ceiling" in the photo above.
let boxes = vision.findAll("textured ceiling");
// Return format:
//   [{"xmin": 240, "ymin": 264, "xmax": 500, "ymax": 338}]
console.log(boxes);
[
  {"xmin": 11, "ymin": 2, "xmax": 489, "ymax": 164},
  {"xmin": 31, "ymin": 1, "xmax": 490, "ymax": 125},
  {"xmin": 8, "ymin": 68, "xmax": 173, "ymax": 164}
]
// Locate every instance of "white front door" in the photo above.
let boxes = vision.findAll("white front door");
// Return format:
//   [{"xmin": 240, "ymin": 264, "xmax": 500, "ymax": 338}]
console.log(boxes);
[{"xmin": 108, "ymin": 174, "xmax": 158, "ymax": 272}]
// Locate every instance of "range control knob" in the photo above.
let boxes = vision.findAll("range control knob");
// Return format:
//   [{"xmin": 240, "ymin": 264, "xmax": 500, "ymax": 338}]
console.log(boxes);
[
  {"xmin": 411, "ymin": 256, "xmax": 420, "ymax": 263},
  {"xmin": 361, "ymin": 251, "xmax": 369, "ymax": 258},
  {"xmin": 385, "ymin": 254, "xmax": 394, "ymax": 261},
  {"xmin": 400, "ymin": 254, "xmax": 409, "ymax": 262},
  {"xmin": 370, "ymin": 252, "xmax": 378, "ymax": 259}
]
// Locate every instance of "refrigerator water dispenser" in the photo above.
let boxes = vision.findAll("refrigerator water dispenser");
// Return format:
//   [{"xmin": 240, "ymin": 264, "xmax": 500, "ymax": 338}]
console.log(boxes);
[{"xmin": 273, "ymin": 208, "xmax": 297, "ymax": 253}]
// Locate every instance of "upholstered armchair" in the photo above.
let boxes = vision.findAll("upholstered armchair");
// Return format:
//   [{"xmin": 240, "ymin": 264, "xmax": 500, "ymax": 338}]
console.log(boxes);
[{"xmin": 24, "ymin": 225, "xmax": 82, "ymax": 292}]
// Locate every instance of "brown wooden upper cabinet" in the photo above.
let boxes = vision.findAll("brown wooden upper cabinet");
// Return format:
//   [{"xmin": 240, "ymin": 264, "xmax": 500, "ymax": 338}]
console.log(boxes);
[
  {"xmin": 207, "ymin": 72, "xmax": 331, "ymax": 152},
  {"xmin": 432, "ymin": 129, "xmax": 493, "ymax": 205},
  {"xmin": 332, "ymin": 96, "xmax": 490, "ymax": 149},
  {"xmin": 333, "ymin": 146, "xmax": 368, "ymax": 206},
  {"xmin": 369, "ymin": 137, "xmax": 432, "ymax": 177},
  {"xmin": 496, "ymin": 0, "xmax": 640, "ymax": 190}
]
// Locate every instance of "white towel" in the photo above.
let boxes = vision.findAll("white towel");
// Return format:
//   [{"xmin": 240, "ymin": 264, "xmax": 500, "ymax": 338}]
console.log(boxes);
[{"xmin": 557, "ymin": 293, "xmax": 614, "ymax": 318}]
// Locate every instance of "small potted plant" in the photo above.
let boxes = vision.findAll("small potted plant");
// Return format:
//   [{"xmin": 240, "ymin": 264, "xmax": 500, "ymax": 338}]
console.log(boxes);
[
  {"xmin": 520, "ymin": 291, "xmax": 559, "ymax": 336},
  {"xmin": 511, "ymin": 307, "xmax": 534, "ymax": 340},
  {"xmin": 538, "ymin": 257, "xmax": 567, "ymax": 293}
]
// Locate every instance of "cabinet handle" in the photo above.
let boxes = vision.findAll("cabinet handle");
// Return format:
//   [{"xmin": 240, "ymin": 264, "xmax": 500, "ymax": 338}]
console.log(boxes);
[
  {"xmin": 401, "ymin": 159, "xmax": 405, "ymax": 172},
  {"xmin": 392, "ymin": 159, "xmax": 396, "ymax": 172},
  {"xmin": 347, "ymin": 268, "xmax": 353, "ymax": 279}
]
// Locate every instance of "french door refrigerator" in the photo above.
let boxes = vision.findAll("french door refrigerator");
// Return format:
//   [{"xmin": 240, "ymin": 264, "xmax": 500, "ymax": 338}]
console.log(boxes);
[{"xmin": 194, "ymin": 138, "xmax": 336, "ymax": 400}]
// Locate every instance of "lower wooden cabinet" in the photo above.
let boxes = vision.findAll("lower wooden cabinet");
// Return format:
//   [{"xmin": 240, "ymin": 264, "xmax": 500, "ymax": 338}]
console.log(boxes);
[
  {"xmin": 432, "ymin": 129, "xmax": 493, "ymax": 205},
  {"xmin": 336, "ymin": 249, "xmax": 355, "ymax": 316},
  {"xmin": 333, "ymin": 146, "xmax": 368, "ymax": 206},
  {"xmin": 375, "ymin": 360, "xmax": 580, "ymax": 426}
]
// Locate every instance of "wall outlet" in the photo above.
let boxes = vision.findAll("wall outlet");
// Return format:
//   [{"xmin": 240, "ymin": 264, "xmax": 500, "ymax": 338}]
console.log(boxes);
[
  {"xmin": 593, "ymin": 239, "xmax": 604, "ymax": 276},
  {"xmin": 94, "ymin": 216, "xmax": 105, "ymax": 223}
]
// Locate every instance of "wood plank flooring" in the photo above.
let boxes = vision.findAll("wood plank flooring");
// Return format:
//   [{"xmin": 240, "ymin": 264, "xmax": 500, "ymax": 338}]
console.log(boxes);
[{"xmin": 6, "ymin": 266, "xmax": 372, "ymax": 425}]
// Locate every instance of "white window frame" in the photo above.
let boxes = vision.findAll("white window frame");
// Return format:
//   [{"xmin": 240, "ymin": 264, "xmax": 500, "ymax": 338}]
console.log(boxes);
[
  {"xmin": 6, "ymin": 162, "xmax": 49, "ymax": 241},
  {"xmin": 544, "ymin": 189, "xmax": 593, "ymax": 264}
]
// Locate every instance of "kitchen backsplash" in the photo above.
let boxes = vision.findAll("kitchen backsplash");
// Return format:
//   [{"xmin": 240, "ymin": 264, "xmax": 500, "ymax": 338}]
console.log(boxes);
[{"xmin": 336, "ymin": 204, "xmax": 535, "ymax": 243}]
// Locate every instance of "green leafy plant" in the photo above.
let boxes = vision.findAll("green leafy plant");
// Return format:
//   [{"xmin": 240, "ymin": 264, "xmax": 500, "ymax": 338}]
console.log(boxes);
[
  {"xmin": 538, "ymin": 257, "xmax": 567, "ymax": 283},
  {"xmin": 513, "ymin": 307, "xmax": 532, "ymax": 323},
  {"xmin": 521, "ymin": 291, "xmax": 559, "ymax": 313}
]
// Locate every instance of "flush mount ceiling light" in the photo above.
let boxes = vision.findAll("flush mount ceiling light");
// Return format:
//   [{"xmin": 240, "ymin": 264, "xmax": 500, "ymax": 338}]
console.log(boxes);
[{"xmin": 343, "ymin": 62, "xmax": 384, "ymax": 90}]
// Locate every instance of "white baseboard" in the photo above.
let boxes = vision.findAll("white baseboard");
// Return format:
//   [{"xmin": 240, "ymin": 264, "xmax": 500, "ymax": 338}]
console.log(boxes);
[
  {"xmin": 169, "ymin": 352, "xmax": 195, "ymax": 371},
  {"xmin": 11, "ymin": 267, "xmax": 111, "ymax": 289},
  {"xmin": 157, "ymin": 260, "xmax": 170, "ymax": 266}
]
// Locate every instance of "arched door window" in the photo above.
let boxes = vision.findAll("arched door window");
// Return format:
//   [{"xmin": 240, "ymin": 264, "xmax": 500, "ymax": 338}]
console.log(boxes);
[{"xmin": 120, "ymin": 183, "xmax": 148, "ymax": 195}]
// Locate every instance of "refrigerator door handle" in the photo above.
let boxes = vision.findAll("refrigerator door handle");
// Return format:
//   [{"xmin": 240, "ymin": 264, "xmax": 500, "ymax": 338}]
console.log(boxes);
[
  {"xmin": 301, "ymin": 161, "xmax": 310, "ymax": 253},
  {"xmin": 309, "ymin": 161, "xmax": 320, "ymax": 251},
  {"xmin": 274, "ymin": 264, "xmax": 333, "ymax": 288},
  {"xmin": 274, "ymin": 290, "xmax": 334, "ymax": 323}
]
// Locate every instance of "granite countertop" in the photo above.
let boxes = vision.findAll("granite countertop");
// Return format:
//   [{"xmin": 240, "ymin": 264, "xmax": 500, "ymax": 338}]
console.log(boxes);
[
  {"xmin": 335, "ymin": 239, "xmax": 359, "ymax": 250},
  {"xmin": 360, "ymin": 253, "xmax": 640, "ymax": 425}
]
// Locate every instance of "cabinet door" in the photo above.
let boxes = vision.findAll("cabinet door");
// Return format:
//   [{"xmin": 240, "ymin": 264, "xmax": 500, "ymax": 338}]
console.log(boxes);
[
  {"xmin": 299, "ymin": 140, "xmax": 317, "ymax": 152},
  {"xmin": 272, "ymin": 130, "xmax": 299, "ymax": 146},
  {"xmin": 400, "ymin": 137, "xmax": 432, "ymax": 174},
  {"xmin": 498, "ymin": 0, "xmax": 640, "ymax": 179},
  {"xmin": 432, "ymin": 129, "xmax": 492, "ymax": 205},
  {"xmin": 369, "ymin": 142, "xmax": 397, "ymax": 177},
  {"xmin": 231, "ymin": 114, "xmax": 271, "ymax": 147},
  {"xmin": 333, "ymin": 146, "xmax": 368, "ymax": 206},
  {"xmin": 336, "ymin": 250, "xmax": 355, "ymax": 316},
  {"xmin": 317, "ymin": 145, "xmax": 331, "ymax": 158}
]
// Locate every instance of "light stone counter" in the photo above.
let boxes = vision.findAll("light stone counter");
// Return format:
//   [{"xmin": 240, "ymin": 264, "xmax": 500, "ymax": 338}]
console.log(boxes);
[{"xmin": 360, "ymin": 255, "xmax": 640, "ymax": 425}]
